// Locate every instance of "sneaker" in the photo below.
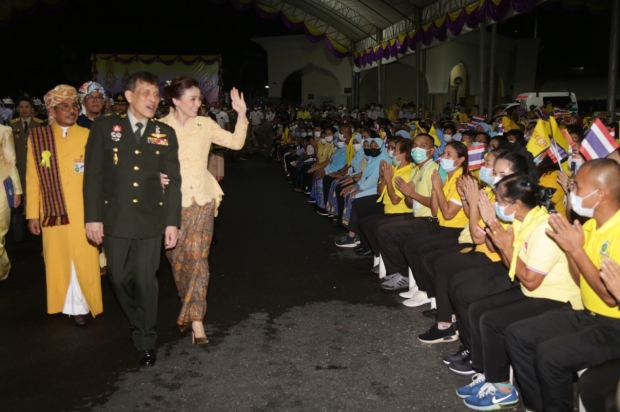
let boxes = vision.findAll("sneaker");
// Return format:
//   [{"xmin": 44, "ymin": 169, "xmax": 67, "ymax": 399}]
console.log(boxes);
[
  {"xmin": 463, "ymin": 382, "xmax": 519, "ymax": 410},
  {"xmin": 317, "ymin": 209, "xmax": 329, "ymax": 216},
  {"xmin": 399, "ymin": 286, "xmax": 419, "ymax": 299},
  {"xmin": 307, "ymin": 199, "xmax": 316, "ymax": 204},
  {"xmin": 381, "ymin": 273, "xmax": 401, "ymax": 281},
  {"xmin": 402, "ymin": 290, "xmax": 430, "ymax": 307},
  {"xmin": 335, "ymin": 236, "xmax": 357, "ymax": 248},
  {"xmin": 418, "ymin": 324, "xmax": 459, "ymax": 344},
  {"xmin": 456, "ymin": 373, "xmax": 486, "ymax": 398},
  {"xmin": 327, "ymin": 214, "xmax": 334, "ymax": 218},
  {"xmin": 449, "ymin": 354, "xmax": 476, "ymax": 376},
  {"xmin": 443, "ymin": 346, "xmax": 470, "ymax": 365},
  {"xmin": 381, "ymin": 273, "xmax": 409, "ymax": 290},
  {"xmin": 354, "ymin": 235, "xmax": 361, "ymax": 245}
]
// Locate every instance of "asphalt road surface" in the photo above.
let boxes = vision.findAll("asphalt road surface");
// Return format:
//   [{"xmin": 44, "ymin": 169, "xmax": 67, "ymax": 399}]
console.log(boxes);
[{"xmin": 0, "ymin": 158, "xmax": 548, "ymax": 411}]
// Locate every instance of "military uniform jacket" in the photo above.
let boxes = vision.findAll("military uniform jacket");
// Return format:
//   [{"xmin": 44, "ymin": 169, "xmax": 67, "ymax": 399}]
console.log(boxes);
[
  {"xmin": 83, "ymin": 113, "xmax": 182, "ymax": 239},
  {"xmin": 10, "ymin": 117, "xmax": 44, "ymax": 177}
]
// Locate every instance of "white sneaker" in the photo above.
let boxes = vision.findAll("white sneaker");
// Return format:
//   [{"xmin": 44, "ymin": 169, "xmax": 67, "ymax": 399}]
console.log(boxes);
[
  {"xmin": 402, "ymin": 290, "xmax": 431, "ymax": 307},
  {"xmin": 399, "ymin": 285, "xmax": 419, "ymax": 299}
]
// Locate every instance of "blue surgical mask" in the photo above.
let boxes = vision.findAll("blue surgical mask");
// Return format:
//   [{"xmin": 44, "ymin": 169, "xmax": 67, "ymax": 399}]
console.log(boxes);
[
  {"xmin": 439, "ymin": 158, "xmax": 457, "ymax": 173},
  {"xmin": 392, "ymin": 156, "xmax": 401, "ymax": 166},
  {"xmin": 411, "ymin": 147, "xmax": 430, "ymax": 164},
  {"xmin": 494, "ymin": 202, "xmax": 515, "ymax": 222},
  {"xmin": 479, "ymin": 166, "xmax": 494, "ymax": 186},
  {"xmin": 471, "ymin": 142, "xmax": 484, "ymax": 147}
]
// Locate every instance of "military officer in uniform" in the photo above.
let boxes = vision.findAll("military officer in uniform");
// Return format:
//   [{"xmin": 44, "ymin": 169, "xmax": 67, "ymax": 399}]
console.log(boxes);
[
  {"xmin": 10, "ymin": 96, "xmax": 44, "ymax": 239},
  {"xmin": 111, "ymin": 92, "xmax": 128, "ymax": 115},
  {"xmin": 84, "ymin": 71, "xmax": 182, "ymax": 366}
]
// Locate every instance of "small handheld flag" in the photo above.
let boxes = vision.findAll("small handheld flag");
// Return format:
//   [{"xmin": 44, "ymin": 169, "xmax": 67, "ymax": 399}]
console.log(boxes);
[
  {"xmin": 579, "ymin": 119, "xmax": 619, "ymax": 161},
  {"xmin": 472, "ymin": 115, "xmax": 486, "ymax": 124},
  {"xmin": 467, "ymin": 144, "xmax": 486, "ymax": 170}
]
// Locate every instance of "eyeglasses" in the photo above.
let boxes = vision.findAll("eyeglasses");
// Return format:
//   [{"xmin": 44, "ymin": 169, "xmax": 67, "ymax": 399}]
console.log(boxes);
[
  {"xmin": 84, "ymin": 96, "xmax": 104, "ymax": 102},
  {"xmin": 54, "ymin": 103, "xmax": 80, "ymax": 112}
]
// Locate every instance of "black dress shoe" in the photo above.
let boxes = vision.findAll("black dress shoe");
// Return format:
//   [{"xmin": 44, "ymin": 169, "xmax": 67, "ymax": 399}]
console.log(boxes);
[
  {"xmin": 355, "ymin": 248, "xmax": 373, "ymax": 256},
  {"xmin": 354, "ymin": 246, "xmax": 365, "ymax": 253},
  {"xmin": 73, "ymin": 314, "xmax": 89, "ymax": 326},
  {"xmin": 422, "ymin": 308, "xmax": 437, "ymax": 318},
  {"xmin": 139, "ymin": 349, "xmax": 157, "ymax": 366}
]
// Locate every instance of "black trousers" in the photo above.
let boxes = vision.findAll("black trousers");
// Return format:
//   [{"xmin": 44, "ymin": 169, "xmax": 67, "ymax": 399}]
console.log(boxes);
[
  {"xmin": 448, "ymin": 261, "xmax": 512, "ymax": 350},
  {"xmin": 376, "ymin": 217, "xmax": 440, "ymax": 275},
  {"xmin": 358, "ymin": 213, "xmax": 412, "ymax": 251},
  {"xmin": 505, "ymin": 308, "xmax": 620, "ymax": 412},
  {"xmin": 322, "ymin": 175, "xmax": 336, "ymax": 208},
  {"xmin": 105, "ymin": 235, "xmax": 163, "ymax": 351},
  {"xmin": 333, "ymin": 182, "xmax": 346, "ymax": 221},
  {"xmin": 295, "ymin": 161, "xmax": 314, "ymax": 189},
  {"xmin": 579, "ymin": 358, "xmax": 620, "ymax": 412},
  {"xmin": 468, "ymin": 287, "xmax": 569, "ymax": 382},
  {"xmin": 401, "ymin": 226, "xmax": 462, "ymax": 290},
  {"xmin": 348, "ymin": 195, "xmax": 382, "ymax": 234},
  {"xmin": 426, "ymin": 250, "xmax": 494, "ymax": 323}
]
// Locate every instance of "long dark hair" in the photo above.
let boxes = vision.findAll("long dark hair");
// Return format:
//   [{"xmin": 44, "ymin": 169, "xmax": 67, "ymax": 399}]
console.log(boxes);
[
  {"xmin": 446, "ymin": 141, "xmax": 468, "ymax": 175},
  {"xmin": 495, "ymin": 173, "xmax": 555, "ymax": 211},
  {"xmin": 163, "ymin": 76, "xmax": 199, "ymax": 107}
]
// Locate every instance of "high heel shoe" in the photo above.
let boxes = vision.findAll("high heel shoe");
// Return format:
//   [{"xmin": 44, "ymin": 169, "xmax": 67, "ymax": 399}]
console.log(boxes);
[
  {"xmin": 178, "ymin": 324, "xmax": 191, "ymax": 333},
  {"xmin": 192, "ymin": 331, "xmax": 209, "ymax": 345}
]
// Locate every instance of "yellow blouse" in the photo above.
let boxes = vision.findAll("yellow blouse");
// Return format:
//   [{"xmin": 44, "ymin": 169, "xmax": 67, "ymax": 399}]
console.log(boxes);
[
  {"xmin": 378, "ymin": 163, "xmax": 414, "ymax": 214},
  {"xmin": 159, "ymin": 112, "xmax": 248, "ymax": 214}
]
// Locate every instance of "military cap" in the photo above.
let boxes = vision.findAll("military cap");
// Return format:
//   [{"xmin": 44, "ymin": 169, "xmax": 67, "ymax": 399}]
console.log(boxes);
[{"xmin": 113, "ymin": 92, "xmax": 128, "ymax": 105}]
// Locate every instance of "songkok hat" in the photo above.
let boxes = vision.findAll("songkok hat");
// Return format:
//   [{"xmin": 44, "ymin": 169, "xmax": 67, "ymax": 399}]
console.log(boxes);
[
  {"xmin": 77, "ymin": 81, "xmax": 106, "ymax": 101},
  {"xmin": 44, "ymin": 84, "xmax": 78, "ymax": 124},
  {"xmin": 2, "ymin": 97, "xmax": 14, "ymax": 105},
  {"xmin": 112, "ymin": 92, "xmax": 127, "ymax": 105}
]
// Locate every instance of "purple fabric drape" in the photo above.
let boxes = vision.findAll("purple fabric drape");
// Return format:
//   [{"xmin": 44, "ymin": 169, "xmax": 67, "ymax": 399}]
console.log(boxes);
[{"xmin": 95, "ymin": 54, "xmax": 221, "ymax": 65}]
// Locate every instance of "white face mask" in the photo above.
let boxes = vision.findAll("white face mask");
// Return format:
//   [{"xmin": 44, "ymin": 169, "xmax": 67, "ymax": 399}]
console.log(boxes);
[
  {"xmin": 338, "ymin": 134, "xmax": 346, "ymax": 142},
  {"xmin": 301, "ymin": 132, "xmax": 307, "ymax": 138},
  {"xmin": 215, "ymin": 109, "xmax": 220, "ymax": 114},
  {"xmin": 439, "ymin": 158, "xmax": 458, "ymax": 173},
  {"xmin": 314, "ymin": 131, "xmax": 321, "ymax": 138},
  {"xmin": 337, "ymin": 141, "xmax": 345, "ymax": 148},
  {"xmin": 353, "ymin": 143, "xmax": 362, "ymax": 152},
  {"xmin": 570, "ymin": 189, "xmax": 600, "ymax": 218},
  {"xmin": 388, "ymin": 150, "xmax": 395, "ymax": 158},
  {"xmin": 443, "ymin": 134, "xmax": 453, "ymax": 143},
  {"xmin": 325, "ymin": 135, "xmax": 334, "ymax": 143},
  {"xmin": 320, "ymin": 138, "xmax": 326, "ymax": 144}
]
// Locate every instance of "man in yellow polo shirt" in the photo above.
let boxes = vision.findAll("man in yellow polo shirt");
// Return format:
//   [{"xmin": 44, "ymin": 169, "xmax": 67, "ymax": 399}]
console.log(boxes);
[{"xmin": 505, "ymin": 159, "xmax": 620, "ymax": 412}]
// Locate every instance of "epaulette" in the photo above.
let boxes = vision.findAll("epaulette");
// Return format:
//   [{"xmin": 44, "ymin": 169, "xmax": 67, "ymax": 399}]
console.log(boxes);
[
  {"xmin": 104, "ymin": 112, "xmax": 112, "ymax": 117},
  {"xmin": 33, "ymin": 117, "xmax": 44, "ymax": 123},
  {"xmin": 10, "ymin": 118, "xmax": 19, "ymax": 124}
]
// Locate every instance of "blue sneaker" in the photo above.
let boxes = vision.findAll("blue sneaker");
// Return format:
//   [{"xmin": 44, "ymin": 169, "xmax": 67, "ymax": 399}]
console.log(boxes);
[
  {"xmin": 463, "ymin": 382, "xmax": 519, "ymax": 410},
  {"xmin": 456, "ymin": 373, "xmax": 486, "ymax": 398}
]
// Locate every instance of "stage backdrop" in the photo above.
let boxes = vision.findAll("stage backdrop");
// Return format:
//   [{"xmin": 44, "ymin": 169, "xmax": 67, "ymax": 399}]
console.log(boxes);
[{"xmin": 92, "ymin": 54, "xmax": 222, "ymax": 102}]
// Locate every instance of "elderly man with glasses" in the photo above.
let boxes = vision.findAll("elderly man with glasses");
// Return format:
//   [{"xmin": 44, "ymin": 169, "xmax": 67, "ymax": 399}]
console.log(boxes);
[
  {"xmin": 26, "ymin": 84, "xmax": 102, "ymax": 326},
  {"xmin": 77, "ymin": 81, "xmax": 106, "ymax": 129}
]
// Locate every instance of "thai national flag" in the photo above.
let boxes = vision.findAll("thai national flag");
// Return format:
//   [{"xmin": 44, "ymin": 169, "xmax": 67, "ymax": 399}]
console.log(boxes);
[
  {"xmin": 545, "ymin": 139, "xmax": 568, "ymax": 164},
  {"xmin": 496, "ymin": 122, "xmax": 504, "ymax": 135},
  {"xmin": 466, "ymin": 122, "xmax": 477, "ymax": 131},
  {"xmin": 534, "ymin": 107, "xmax": 547, "ymax": 120},
  {"xmin": 472, "ymin": 115, "xmax": 486, "ymax": 124},
  {"xmin": 579, "ymin": 119, "xmax": 619, "ymax": 161},
  {"xmin": 553, "ymin": 107, "xmax": 570, "ymax": 116},
  {"xmin": 468, "ymin": 144, "xmax": 486, "ymax": 170}
]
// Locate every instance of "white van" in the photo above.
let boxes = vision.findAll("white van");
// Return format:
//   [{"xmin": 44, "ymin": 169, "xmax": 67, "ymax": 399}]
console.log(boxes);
[{"xmin": 514, "ymin": 92, "xmax": 578, "ymax": 113}]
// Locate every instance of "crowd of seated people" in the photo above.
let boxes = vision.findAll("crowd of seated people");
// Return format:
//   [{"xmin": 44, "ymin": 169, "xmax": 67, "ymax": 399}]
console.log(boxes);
[{"xmin": 271, "ymin": 100, "xmax": 620, "ymax": 412}]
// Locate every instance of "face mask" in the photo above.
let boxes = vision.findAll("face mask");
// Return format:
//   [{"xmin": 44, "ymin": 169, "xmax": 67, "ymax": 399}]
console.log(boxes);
[
  {"xmin": 508, "ymin": 140, "xmax": 516, "ymax": 144},
  {"xmin": 392, "ymin": 155, "xmax": 401, "ymax": 167},
  {"xmin": 353, "ymin": 143, "xmax": 362, "ymax": 152},
  {"xmin": 325, "ymin": 136, "xmax": 334, "ymax": 143},
  {"xmin": 215, "ymin": 109, "xmax": 221, "ymax": 114},
  {"xmin": 472, "ymin": 142, "xmax": 484, "ymax": 147},
  {"xmin": 411, "ymin": 147, "xmax": 430, "ymax": 164},
  {"xmin": 479, "ymin": 166, "xmax": 494, "ymax": 186},
  {"xmin": 320, "ymin": 138, "xmax": 326, "ymax": 144},
  {"xmin": 314, "ymin": 131, "xmax": 321, "ymax": 138},
  {"xmin": 495, "ymin": 202, "xmax": 516, "ymax": 222},
  {"xmin": 439, "ymin": 158, "xmax": 458, "ymax": 173},
  {"xmin": 364, "ymin": 148, "xmax": 380, "ymax": 157},
  {"xmin": 492, "ymin": 175, "xmax": 502, "ymax": 186},
  {"xmin": 443, "ymin": 134, "xmax": 453, "ymax": 143},
  {"xmin": 388, "ymin": 150, "xmax": 395, "ymax": 158},
  {"xmin": 301, "ymin": 132, "xmax": 307, "ymax": 138},
  {"xmin": 338, "ymin": 135, "xmax": 346, "ymax": 142},
  {"xmin": 337, "ymin": 141, "xmax": 345, "ymax": 148},
  {"xmin": 570, "ymin": 190, "xmax": 600, "ymax": 218}
]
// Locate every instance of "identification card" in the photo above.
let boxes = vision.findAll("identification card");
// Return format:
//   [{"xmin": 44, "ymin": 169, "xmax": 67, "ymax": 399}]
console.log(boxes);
[{"xmin": 74, "ymin": 160, "xmax": 85, "ymax": 173}]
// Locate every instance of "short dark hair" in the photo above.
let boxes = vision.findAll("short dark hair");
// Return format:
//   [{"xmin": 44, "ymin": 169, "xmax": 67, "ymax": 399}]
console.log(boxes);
[
  {"xmin": 565, "ymin": 124, "xmax": 584, "ymax": 142},
  {"xmin": 397, "ymin": 138, "xmax": 414, "ymax": 163},
  {"xmin": 15, "ymin": 96, "xmax": 34, "ymax": 108},
  {"xmin": 443, "ymin": 123, "xmax": 457, "ymax": 135},
  {"xmin": 125, "ymin": 71, "xmax": 159, "ymax": 92},
  {"xmin": 163, "ymin": 76, "xmax": 200, "ymax": 107}
]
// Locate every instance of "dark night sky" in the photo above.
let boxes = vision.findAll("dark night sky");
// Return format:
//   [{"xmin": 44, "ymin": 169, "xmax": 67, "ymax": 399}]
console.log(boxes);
[{"xmin": 0, "ymin": 0, "xmax": 615, "ymax": 100}]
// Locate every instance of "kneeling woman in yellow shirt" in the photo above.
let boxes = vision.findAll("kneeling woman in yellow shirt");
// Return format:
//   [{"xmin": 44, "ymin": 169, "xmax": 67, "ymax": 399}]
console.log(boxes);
[{"xmin": 454, "ymin": 174, "xmax": 582, "ymax": 410}]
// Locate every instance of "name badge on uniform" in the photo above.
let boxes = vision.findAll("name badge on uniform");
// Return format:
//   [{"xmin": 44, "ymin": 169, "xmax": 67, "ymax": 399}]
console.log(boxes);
[{"xmin": 74, "ymin": 159, "xmax": 85, "ymax": 173}]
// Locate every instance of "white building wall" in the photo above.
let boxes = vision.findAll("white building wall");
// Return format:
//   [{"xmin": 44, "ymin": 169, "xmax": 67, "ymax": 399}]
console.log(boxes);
[{"xmin": 252, "ymin": 35, "xmax": 352, "ymax": 105}]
